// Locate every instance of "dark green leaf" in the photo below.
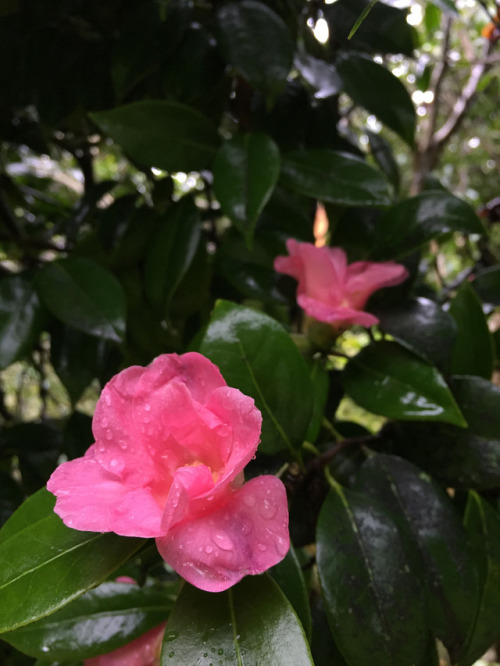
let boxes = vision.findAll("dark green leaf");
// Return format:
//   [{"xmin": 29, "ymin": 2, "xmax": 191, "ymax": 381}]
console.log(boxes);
[
  {"xmin": 449, "ymin": 281, "xmax": 494, "ymax": 379},
  {"xmin": 0, "ymin": 472, "xmax": 23, "ymax": 528},
  {"xmin": 316, "ymin": 483, "xmax": 428, "ymax": 666},
  {"xmin": 213, "ymin": 133, "xmax": 280, "ymax": 243},
  {"xmin": 162, "ymin": 575, "xmax": 313, "ymax": 665},
  {"xmin": 2, "ymin": 581, "xmax": 173, "ymax": 660},
  {"xmin": 367, "ymin": 131, "xmax": 401, "ymax": 192},
  {"xmin": 472, "ymin": 265, "xmax": 500, "ymax": 305},
  {"xmin": 305, "ymin": 358, "xmax": 329, "ymax": 444},
  {"xmin": 144, "ymin": 197, "xmax": 201, "ymax": 315},
  {"xmin": 270, "ymin": 545, "xmax": 312, "ymax": 640},
  {"xmin": 216, "ymin": 1, "xmax": 293, "ymax": 100},
  {"xmin": 0, "ymin": 273, "xmax": 44, "ymax": 369},
  {"xmin": 0, "ymin": 489, "xmax": 144, "ymax": 632},
  {"xmin": 280, "ymin": 150, "xmax": 391, "ymax": 206},
  {"xmin": 90, "ymin": 101, "xmax": 219, "ymax": 172},
  {"xmin": 342, "ymin": 340, "xmax": 466, "ymax": 426},
  {"xmin": 36, "ymin": 258, "xmax": 126, "ymax": 344},
  {"xmin": 370, "ymin": 191, "xmax": 484, "ymax": 259},
  {"xmin": 198, "ymin": 300, "xmax": 312, "ymax": 454},
  {"xmin": 337, "ymin": 53, "xmax": 416, "ymax": 145},
  {"xmin": 373, "ymin": 297, "xmax": 457, "ymax": 368},
  {"xmin": 355, "ymin": 454, "xmax": 479, "ymax": 661},
  {"xmin": 459, "ymin": 492, "xmax": 500, "ymax": 665}
]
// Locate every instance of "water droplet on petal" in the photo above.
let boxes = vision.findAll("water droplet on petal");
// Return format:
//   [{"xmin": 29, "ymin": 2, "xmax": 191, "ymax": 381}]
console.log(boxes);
[
  {"xmin": 144, "ymin": 403, "xmax": 151, "ymax": 411},
  {"xmin": 257, "ymin": 543, "xmax": 267, "ymax": 552},
  {"xmin": 239, "ymin": 516, "xmax": 252, "ymax": 535},
  {"xmin": 104, "ymin": 393, "xmax": 111, "ymax": 406},
  {"xmin": 207, "ymin": 495, "xmax": 214, "ymax": 502},
  {"xmin": 242, "ymin": 494, "xmax": 256, "ymax": 508},
  {"xmin": 204, "ymin": 544, "xmax": 214, "ymax": 554},
  {"xmin": 105, "ymin": 430, "xmax": 113, "ymax": 441},
  {"xmin": 260, "ymin": 498, "xmax": 277, "ymax": 520},
  {"xmin": 100, "ymin": 417, "xmax": 108, "ymax": 428},
  {"xmin": 275, "ymin": 536, "xmax": 289, "ymax": 557},
  {"xmin": 213, "ymin": 531, "xmax": 233, "ymax": 551}
]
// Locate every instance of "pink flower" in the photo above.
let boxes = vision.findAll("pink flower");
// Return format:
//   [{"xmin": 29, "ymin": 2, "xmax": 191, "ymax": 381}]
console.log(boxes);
[
  {"xmin": 84, "ymin": 622, "xmax": 166, "ymax": 666},
  {"xmin": 47, "ymin": 353, "xmax": 289, "ymax": 593},
  {"xmin": 274, "ymin": 239, "xmax": 408, "ymax": 329}
]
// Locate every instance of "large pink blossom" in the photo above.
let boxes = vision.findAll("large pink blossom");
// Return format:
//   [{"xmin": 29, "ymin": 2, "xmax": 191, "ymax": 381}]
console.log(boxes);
[
  {"xmin": 274, "ymin": 239, "xmax": 408, "ymax": 329},
  {"xmin": 47, "ymin": 353, "xmax": 289, "ymax": 593}
]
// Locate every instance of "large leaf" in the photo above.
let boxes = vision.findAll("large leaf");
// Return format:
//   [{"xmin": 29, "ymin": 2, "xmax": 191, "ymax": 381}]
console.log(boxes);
[
  {"xmin": 2, "ymin": 581, "xmax": 174, "ymax": 660},
  {"xmin": 367, "ymin": 131, "xmax": 401, "ymax": 192},
  {"xmin": 472, "ymin": 265, "xmax": 500, "ymax": 305},
  {"xmin": 198, "ymin": 300, "xmax": 312, "ymax": 454},
  {"xmin": 316, "ymin": 483, "xmax": 428, "ymax": 666},
  {"xmin": 0, "ymin": 489, "xmax": 144, "ymax": 632},
  {"xmin": 270, "ymin": 545, "xmax": 312, "ymax": 641},
  {"xmin": 36, "ymin": 258, "xmax": 126, "ymax": 344},
  {"xmin": 459, "ymin": 492, "xmax": 500, "ymax": 665},
  {"xmin": 161, "ymin": 575, "xmax": 313, "ymax": 665},
  {"xmin": 373, "ymin": 296, "xmax": 457, "ymax": 369},
  {"xmin": 337, "ymin": 53, "xmax": 416, "ymax": 145},
  {"xmin": 370, "ymin": 191, "xmax": 484, "ymax": 259},
  {"xmin": 449, "ymin": 281, "xmax": 494, "ymax": 379},
  {"xmin": 342, "ymin": 340, "xmax": 466, "ymax": 426},
  {"xmin": 144, "ymin": 197, "xmax": 201, "ymax": 315},
  {"xmin": 90, "ymin": 101, "xmax": 219, "ymax": 172},
  {"xmin": 216, "ymin": 1, "xmax": 293, "ymax": 100},
  {"xmin": 213, "ymin": 132, "xmax": 280, "ymax": 243},
  {"xmin": 280, "ymin": 150, "xmax": 391, "ymax": 206},
  {"xmin": 355, "ymin": 454, "xmax": 479, "ymax": 661},
  {"xmin": 0, "ymin": 273, "xmax": 45, "ymax": 369}
]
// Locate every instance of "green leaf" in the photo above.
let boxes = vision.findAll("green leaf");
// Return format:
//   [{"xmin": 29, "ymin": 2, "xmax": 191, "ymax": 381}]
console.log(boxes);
[
  {"xmin": 36, "ymin": 258, "xmax": 126, "ymax": 344},
  {"xmin": 370, "ymin": 191, "xmax": 484, "ymax": 259},
  {"xmin": 373, "ymin": 297, "xmax": 457, "ymax": 369},
  {"xmin": 316, "ymin": 483, "xmax": 428, "ymax": 666},
  {"xmin": 144, "ymin": 197, "xmax": 201, "ymax": 315},
  {"xmin": 0, "ymin": 273, "xmax": 45, "ymax": 369},
  {"xmin": 216, "ymin": 1, "xmax": 293, "ymax": 100},
  {"xmin": 293, "ymin": 52, "xmax": 342, "ymax": 99},
  {"xmin": 1, "ymin": 581, "xmax": 174, "ymax": 660},
  {"xmin": 425, "ymin": 0, "xmax": 458, "ymax": 13},
  {"xmin": 0, "ymin": 489, "xmax": 144, "ymax": 632},
  {"xmin": 90, "ymin": 101, "xmax": 219, "ymax": 172},
  {"xmin": 280, "ymin": 150, "xmax": 391, "ymax": 206},
  {"xmin": 449, "ymin": 281, "xmax": 494, "ymax": 379},
  {"xmin": 459, "ymin": 492, "xmax": 500, "ymax": 665},
  {"xmin": 198, "ymin": 300, "xmax": 312, "ymax": 454},
  {"xmin": 367, "ymin": 131, "xmax": 401, "ymax": 192},
  {"xmin": 270, "ymin": 545, "xmax": 312, "ymax": 641},
  {"xmin": 355, "ymin": 454, "xmax": 479, "ymax": 661},
  {"xmin": 0, "ymin": 472, "xmax": 23, "ymax": 528},
  {"xmin": 213, "ymin": 133, "xmax": 280, "ymax": 243},
  {"xmin": 337, "ymin": 53, "xmax": 416, "ymax": 145},
  {"xmin": 161, "ymin": 575, "xmax": 313, "ymax": 665},
  {"xmin": 472, "ymin": 265, "xmax": 500, "ymax": 305},
  {"xmin": 342, "ymin": 340, "xmax": 466, "ymax": 426}
]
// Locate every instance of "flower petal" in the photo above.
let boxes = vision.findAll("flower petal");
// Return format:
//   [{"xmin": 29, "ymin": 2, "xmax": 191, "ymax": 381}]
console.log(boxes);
[
  {"xmin": 84, "ymin": 622, "xmax": 166, "ymax": 666},
  {"xmin": 297, "ymin": 295, "xmax": 379, "ymax": 327},
  {"xmin": 155, "ymin": 476, "xmax": 289, "ymax": 592},
  {"xmin": 345, "ymin": 261, "xmax": 408, "ymax": 308}
]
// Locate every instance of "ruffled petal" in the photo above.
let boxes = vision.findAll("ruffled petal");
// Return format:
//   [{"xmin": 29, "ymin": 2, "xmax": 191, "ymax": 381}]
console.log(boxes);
[
  {"xmin": 345, "ymin": 261, "xmax": 408, "ymax": 308},
  {"xmin": 297, "ymin": 295, "xmax": 379, "ymax": 327},
  {"xmin": 155, "ymin": 476, "xmax": 289, "ymax": 593}
]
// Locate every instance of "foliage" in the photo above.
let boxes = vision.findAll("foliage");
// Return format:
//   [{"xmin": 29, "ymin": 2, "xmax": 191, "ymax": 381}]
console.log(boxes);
[{"xmin": 0, "ymin": 0, "xmax": 499, "ymax": 664}]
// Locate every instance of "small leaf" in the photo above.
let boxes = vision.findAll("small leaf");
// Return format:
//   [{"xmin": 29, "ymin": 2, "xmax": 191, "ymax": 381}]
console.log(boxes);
[
  {"xmin": 0, "ymin": 489, "xmax": 144, "ymax": 632},
  {"xmin": 36, "ymin": 258, "xmax": 126, "ymax": 344},
  {"xmin": 342, "ymin": 340, "xmax": 466, "ymax": 426},
  {"xmin": 280, "ymin": 150, "xmax": 391, "ymax": 206},
  {"xmin": 316, "ymin": 483, "xmax": 428, "ymax": 666},
  {"xmin": 216, "ymin": 1, "xmax": 293, "ymax": 100},
  {"xmin": 213, "ymin": 133, "xmax": 280, "ymax": 243},
  {"xmin": 449, "ymin": 281, "xmax": 494, "ymax": 379},
  {"xmin": 162, "ymin": 575, "xmax": 313, "ymax": 665},
  {"xmin": 198, "ymin": 300, "xmax": 312, "ymax": 454},
  {"xmin": 90, "ymin": 101, "xmax": 219, "ymax": 172}
]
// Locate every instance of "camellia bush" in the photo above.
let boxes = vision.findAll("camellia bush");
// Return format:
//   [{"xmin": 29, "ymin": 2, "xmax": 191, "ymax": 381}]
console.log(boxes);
[{"xmin": 0, "ymin": 0, "xmax": 500, "ymax": 665}]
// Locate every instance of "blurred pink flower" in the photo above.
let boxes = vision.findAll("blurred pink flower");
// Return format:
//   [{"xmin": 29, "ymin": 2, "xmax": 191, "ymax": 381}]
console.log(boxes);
[
  {"xmin": 274, "ymin": 239, "xmax": 408, "ymax": 329},
  {"xmin": 48, "ymin": 353, "xmax": 289, "ymax": 593}
]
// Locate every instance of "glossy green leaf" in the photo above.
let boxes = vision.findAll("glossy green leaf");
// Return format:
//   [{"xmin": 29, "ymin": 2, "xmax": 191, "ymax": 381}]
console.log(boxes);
[
  {"xmin": 198, "ymin": 300, "xmax": 312, "ymax": 454},
  {"xmin": 355, "ymin": 454, "xmax": 479, "ymax": 661},
  {"xmin": 161, "ymin": 575, "xmax": 313, "ymax": 665},
  {"xmin": 373, "ymin": 297, "xmax": 457, "ymax": 368},
  {"xmin": 0, "ymin": 273, "xmax": 44, "ymax": 369},
  {"xmin": 305, "ymin": 358, "xmax": 329, "ymax": 444},
  {"xmin": 472, "ymin": 265, "xmax": 500, "ymax": 305},
  {"xmin": 342, "ymin": 340, "xmax": 466, "ymax": 426},
  {"xmin": 316, "ymin": 483, "xmax": 428, "ymax": 666},
  {"xmin": 0, "ymin": 489, "xmax": 144, "ymax": 632},
  {"xmin": 90, "ymin": 101, "xmax": 219, "ymax": 172},
  {"xmin": 280, "ymin": 150, "xmax": 391, "ymax": 206},
  {"xmin": 270, "ymin": 545, "xmax": 312, "ymax": 641},
  {"xmin": 2, "ymin": 581, "xmax": 173, "ymax": 660},
  {"xmin": 449, "ymin": 281, "xmax": 494, "ymax": 379},
  {"xmin": 216, "ymin": 1, "xmax": 293, "ymax": 100},
  {"xmin": 213, "ymin": 133, "xmax": 280, "ymax": 243},
  {"xmin": 458, "ymin": 492, "xmax": 500, "ymax": 665},
  {"xmin": 367, "ymin": 131, "xmax": 401, "ymax": 192},
  {"xmin": 36, "ymin": 258, "xmax": 126, "ymax": 344},
  {"xmin": 337, "ymin": 53, "xmax": 416, "ymax": 145},
  {"xmin": 144, "ymin": 197, "xmax": 201, "ymax": 315},
  {"xmin": 370, "ymin": 191, "xmax": 484, "ymax": 259}
]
